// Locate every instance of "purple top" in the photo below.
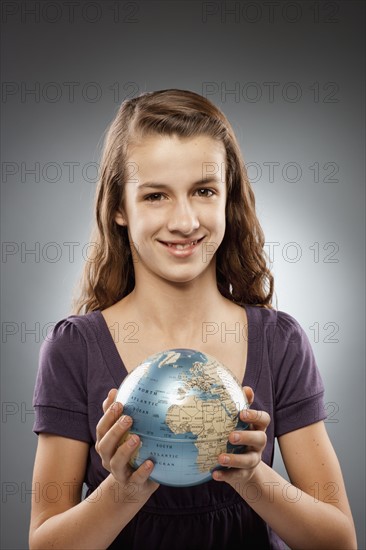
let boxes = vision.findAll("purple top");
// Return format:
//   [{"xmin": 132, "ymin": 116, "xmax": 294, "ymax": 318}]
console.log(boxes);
[{"xmin": 33, "ymin": 305, "xmax": 327, "ymax": 549}]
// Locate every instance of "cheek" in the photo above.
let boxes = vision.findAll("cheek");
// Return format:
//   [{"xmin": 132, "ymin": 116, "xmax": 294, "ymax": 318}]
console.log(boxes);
[
  {"xmin": 129, "ymin": 217, "xmax": 158, "ymax": 241},
  {"xmin": 212, "ymin": 204, "xmax": 226, "ymax": 231}
]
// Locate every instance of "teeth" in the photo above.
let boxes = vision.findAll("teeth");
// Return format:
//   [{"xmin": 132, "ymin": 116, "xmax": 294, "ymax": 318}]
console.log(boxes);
[{"xmin": 166, "ymin": 240, "xmax": 198, "ymax": 249}]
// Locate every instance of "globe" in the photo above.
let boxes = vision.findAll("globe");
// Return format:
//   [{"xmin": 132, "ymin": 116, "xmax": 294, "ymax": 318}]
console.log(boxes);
[{"xmin": 115, "ymin": 348, "xmax": 250, "ymax": 487}]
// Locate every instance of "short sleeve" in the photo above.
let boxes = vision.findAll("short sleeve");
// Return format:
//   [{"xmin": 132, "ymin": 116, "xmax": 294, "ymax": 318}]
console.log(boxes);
[
  {"xmin": 32, "ymin": 318, "xmax": 92, "ymax": 443},
  {"xmin": 271, "ymin": 311, "xmax": 327, "ymax": 437}
]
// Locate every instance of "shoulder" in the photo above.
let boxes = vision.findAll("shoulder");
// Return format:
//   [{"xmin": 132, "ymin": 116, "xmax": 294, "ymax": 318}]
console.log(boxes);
[
  {"xmin": 272, "ymin": 309, "xmax": 304, "ymax": 348},
  {"xmin": 245, "ymin": 304, "xmax": 297, "ymax": 323},
  {"xmin": 37, "ymin": 311, "xmax": 104, "ymax": 392},
  {"xmin": 246, "ymin": 305, "xmax": 318, "ymax": 380},
  {"xmin": 245, "ymin": 305, "xmax": 303, "ymax": 344},
  {"xmin": 254, "ymin": 308, "xmax": 324, "ymax": 397},
  {"xmin": 40, "ymin": 311, "xmax": 101, "ymax": 356}
]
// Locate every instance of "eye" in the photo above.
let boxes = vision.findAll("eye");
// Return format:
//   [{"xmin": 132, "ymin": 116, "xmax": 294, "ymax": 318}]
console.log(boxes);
[
  {"xmin": 196, "ymin": 188, "xmax": 215, "ymax": 197},
  {"xmin": 144, "ymin": 193, "xmax": 165, "ymax": 202}
]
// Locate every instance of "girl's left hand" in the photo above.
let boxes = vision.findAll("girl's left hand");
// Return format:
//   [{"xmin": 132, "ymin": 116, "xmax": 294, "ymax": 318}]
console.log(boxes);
[{"xmin": 212, "ymin": 386, "xmax": 270, "ymax": 487}]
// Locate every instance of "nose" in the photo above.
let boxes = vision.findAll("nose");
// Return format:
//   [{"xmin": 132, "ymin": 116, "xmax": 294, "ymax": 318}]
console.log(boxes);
[{"xmin": 166, "ymin": 198, "xmax": 200, "ymax": 235}]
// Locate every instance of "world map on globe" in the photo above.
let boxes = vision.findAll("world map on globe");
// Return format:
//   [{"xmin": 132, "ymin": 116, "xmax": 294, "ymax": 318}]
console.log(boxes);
[{"xmin": 115, "ymin": 348, "xmax": 249, "ymax": 487}]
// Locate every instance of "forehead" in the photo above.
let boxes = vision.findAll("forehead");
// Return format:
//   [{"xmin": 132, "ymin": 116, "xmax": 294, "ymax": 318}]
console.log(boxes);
[{"xmin": 126, "ymin": 134, "xmax": 226, "ymax": 185}]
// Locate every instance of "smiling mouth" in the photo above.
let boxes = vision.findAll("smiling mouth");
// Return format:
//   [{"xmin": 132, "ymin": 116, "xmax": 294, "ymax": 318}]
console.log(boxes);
[{"xmin": 159, "ymin": 237, "xmax": 204, "ymax": 250}]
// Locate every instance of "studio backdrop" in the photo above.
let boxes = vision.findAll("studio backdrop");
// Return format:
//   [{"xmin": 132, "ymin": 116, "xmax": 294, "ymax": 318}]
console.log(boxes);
[{"xmin": 1, "ymin": 1, "xmax": 365, "ymax": 548}]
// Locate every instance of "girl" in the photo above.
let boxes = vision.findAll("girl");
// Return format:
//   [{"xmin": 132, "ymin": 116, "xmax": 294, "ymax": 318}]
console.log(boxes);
[{"xmin": 29, "ymin": 89, "xmax": 356, "ymax": 549}]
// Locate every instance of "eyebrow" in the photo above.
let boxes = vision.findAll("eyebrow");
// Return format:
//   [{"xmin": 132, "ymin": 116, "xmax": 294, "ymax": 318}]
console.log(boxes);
[{"xmin": 137, "ymin": 177, "xmax": 223, "ymax": 190}]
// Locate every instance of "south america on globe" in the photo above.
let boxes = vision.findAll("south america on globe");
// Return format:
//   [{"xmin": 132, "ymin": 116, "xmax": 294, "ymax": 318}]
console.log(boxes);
[{"xmin": 115, "ymin": 348, "xmax": 250, "ymax": 487}]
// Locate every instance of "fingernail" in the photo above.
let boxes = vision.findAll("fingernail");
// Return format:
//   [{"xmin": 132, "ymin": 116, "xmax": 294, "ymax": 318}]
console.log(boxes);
[
  {"xmin": 110, "ymin": 402, "xmax": 119, "ymax": 411},
  {"xmin": 232, "ymin": 432, "xmax": 240, "ymax": 442},
  {"xmin": 128, "ymin": 435, "xmax": 138, "ymax": 447},
  {"xmin": 119, "ymin": 415, "xmax": 131, "ymax": 425},
  {"xmin": 213, "ymin": 470, "xmax": 222, "ymax": 480},
  {"xmin": 220, "ymin": 455, "xmax": 230, "ymax": 464}
]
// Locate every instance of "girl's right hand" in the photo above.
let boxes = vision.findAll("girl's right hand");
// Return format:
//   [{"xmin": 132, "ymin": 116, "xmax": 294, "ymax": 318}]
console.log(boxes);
[{"xmin": 95, "ymin": 388, "xmax": 159, "ymax": 499}]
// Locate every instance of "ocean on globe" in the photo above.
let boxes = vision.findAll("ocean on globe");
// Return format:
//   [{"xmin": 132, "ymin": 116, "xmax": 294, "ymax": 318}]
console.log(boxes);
[{"xmin": 115, "ymin": 348, "xmax": 250, "ymax": 487}]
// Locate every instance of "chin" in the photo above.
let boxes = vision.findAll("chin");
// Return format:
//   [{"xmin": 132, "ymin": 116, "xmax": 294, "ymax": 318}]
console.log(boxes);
[{"xmin": 160, "ymin": 269, "xmax": 209, "ymax": 285}]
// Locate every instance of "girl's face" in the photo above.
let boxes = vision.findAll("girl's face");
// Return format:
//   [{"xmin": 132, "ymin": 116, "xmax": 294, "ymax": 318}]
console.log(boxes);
[{"xmin": 115, "ymin": 134, "xmax": 227, "ymax": 286}]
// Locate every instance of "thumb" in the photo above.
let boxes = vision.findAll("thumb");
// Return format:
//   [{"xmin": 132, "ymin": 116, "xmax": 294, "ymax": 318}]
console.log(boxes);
[{"xmin": 243, "ymin": 385, "xmax": 254, "ymax": 406}]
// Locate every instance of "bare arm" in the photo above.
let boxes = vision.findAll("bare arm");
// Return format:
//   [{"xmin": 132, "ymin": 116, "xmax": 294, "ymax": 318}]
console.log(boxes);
[
  {"xmin": 215, "ymin": 413, "xmax": 357, "ymax": 549},
  {"xmin": 29, "ymin": 391, "xmax": 159, "ymax": 549}
]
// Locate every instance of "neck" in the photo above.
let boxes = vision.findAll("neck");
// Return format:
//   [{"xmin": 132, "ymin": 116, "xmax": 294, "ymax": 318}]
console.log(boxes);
[{"xmin": 123, "ymin": 268, "xmax": 229, "ymax": 342}]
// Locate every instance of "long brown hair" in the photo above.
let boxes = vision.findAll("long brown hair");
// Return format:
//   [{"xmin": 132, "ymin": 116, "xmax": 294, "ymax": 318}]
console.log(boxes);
[{"xmin": 71, "ymin": 89, "xmax": 274, "ymax": 314}]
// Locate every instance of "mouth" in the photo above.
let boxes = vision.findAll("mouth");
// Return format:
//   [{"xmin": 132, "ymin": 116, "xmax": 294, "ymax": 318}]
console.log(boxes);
[{"xmin": 159, "ymin": 237, "xmax": 205, "ymax": 250}]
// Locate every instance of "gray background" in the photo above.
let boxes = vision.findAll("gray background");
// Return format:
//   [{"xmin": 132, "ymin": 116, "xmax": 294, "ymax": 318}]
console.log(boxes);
[{"xmin": 1, "ymin": 1, "xmax": 365, "ymax": 548}]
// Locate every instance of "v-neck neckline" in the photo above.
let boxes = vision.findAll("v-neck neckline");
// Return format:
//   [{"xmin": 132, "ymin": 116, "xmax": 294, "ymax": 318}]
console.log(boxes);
[{"xmin": 88, "ymin": 304, "xmax": 263, "ymax": 391}]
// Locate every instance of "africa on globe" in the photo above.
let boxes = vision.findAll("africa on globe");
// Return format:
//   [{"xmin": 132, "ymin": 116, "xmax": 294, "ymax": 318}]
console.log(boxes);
[{"xmin": 115, "ymin": 348, "xmax": 250, "ymax": 487}]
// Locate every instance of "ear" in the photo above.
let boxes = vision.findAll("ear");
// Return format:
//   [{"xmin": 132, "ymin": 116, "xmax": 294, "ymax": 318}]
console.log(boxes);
[{"xmin": 115, "ymin": 209, "xmax": 127, "ymax": 226}]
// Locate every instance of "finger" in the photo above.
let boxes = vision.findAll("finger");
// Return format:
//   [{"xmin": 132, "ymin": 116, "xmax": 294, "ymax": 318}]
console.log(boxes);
[
  {"xmin": 240, "ymin": 409, "xmax": 271, "ymax": 432},
  {"xmin": 130, "ymin": 459, "xmax": 155, "ymax": 485},
  {"xmin": 96, "ymin": 400, "xmax": 124, "ymax": 445},
  {"xmin": 109, "ymin": 432, "xmax": 142, "ymax": 477},
  {"xmin": 228, "ymin": 429, "xmax": 267, "ymax": 451},
  {"xmin": 226, "ymin": 430, "xmax": 267, "ymax": 455},
  {"xmin": 98, "ymin": 414, "xmax": 134, "ymax": 471},
  {"xmin": 102, "ymin": 388, "xmax": 118, "ymax": 414},
  {"xmin": 212, "ymin": 453, "xmax": 261, "ymax": 484},
  {"xmin": 217, "ymin": 449, "xmax": 262, "ymax": 470},
  {"xmin": 243, "ymin": 386, "xmax": 254, "ymax": 405}
]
